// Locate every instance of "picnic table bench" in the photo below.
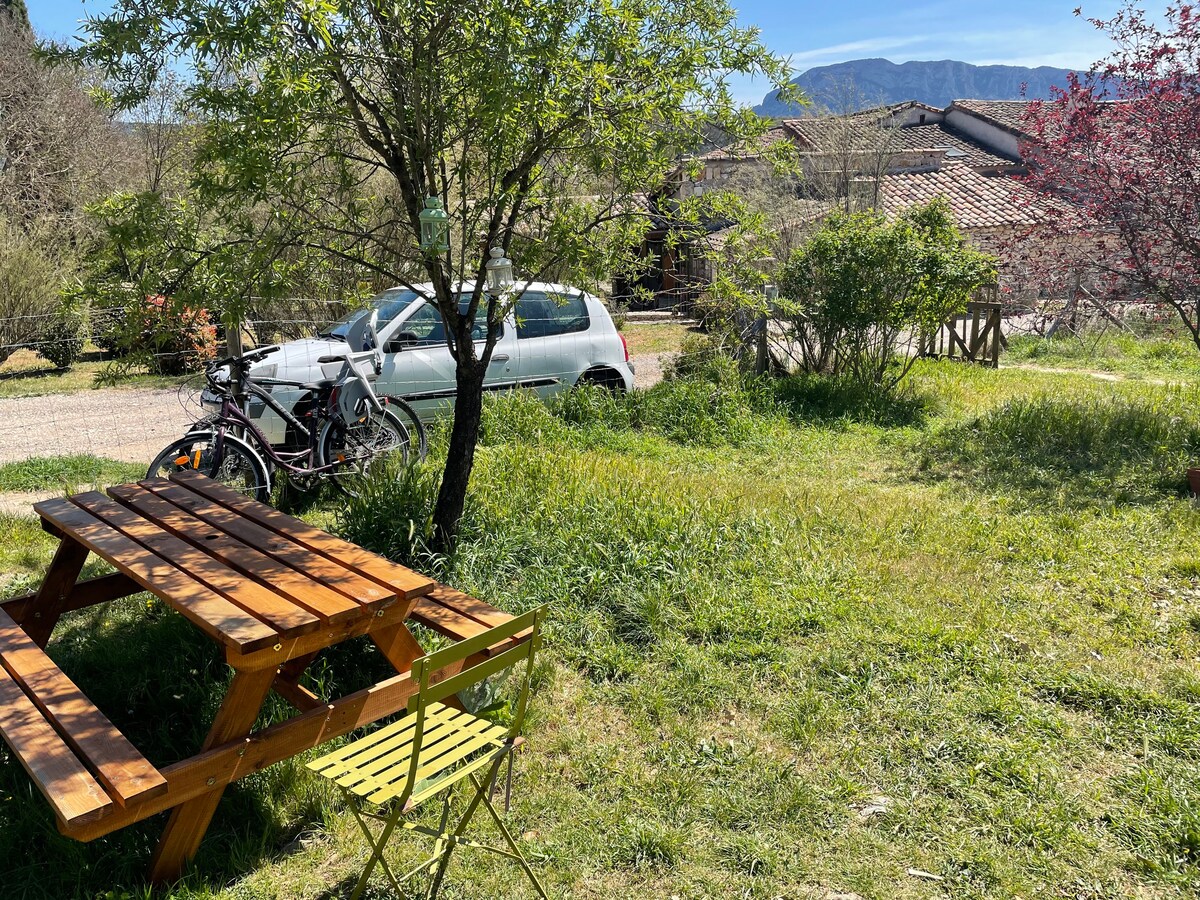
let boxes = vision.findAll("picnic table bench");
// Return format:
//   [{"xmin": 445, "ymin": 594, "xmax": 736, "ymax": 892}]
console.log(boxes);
[{"xmin": 0, "ymin": 470, "xmax": 529, "ymax": 884}]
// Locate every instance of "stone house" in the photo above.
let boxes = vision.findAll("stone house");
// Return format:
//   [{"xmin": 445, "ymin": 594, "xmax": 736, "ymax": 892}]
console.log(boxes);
[{"xmin": 621, "ymin": 99, "xmax": 1053, "ymax": 308}]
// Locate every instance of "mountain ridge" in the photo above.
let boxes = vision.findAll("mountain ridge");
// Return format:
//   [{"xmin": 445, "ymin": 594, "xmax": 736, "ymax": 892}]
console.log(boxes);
[{"xmin": 755, "ymin": 58, "xmax": 1075, "ymax": 117}]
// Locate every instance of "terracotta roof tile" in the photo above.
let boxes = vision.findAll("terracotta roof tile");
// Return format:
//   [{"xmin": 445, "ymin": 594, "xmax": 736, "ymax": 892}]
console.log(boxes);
[
  {"xmin": 948, "ymin": 100, "xmax": 1036, "ymax": 136},
  {"xmin": 875, "ymin": 168, "xmax": 1049, "ymax": 230},
  {"xmin": 773, "ymin": 118, "xmax": 1015, "ymax": 169}
]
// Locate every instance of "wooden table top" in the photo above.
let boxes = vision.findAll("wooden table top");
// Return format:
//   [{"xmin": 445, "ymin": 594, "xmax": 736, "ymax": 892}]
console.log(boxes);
[{"xmin": 33, "ymin": 471, "xmax": 435, "ymax": 655}]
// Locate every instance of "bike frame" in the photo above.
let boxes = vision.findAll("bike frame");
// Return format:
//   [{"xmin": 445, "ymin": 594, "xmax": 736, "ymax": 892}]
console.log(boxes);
[{"xmin": 208, "ymin": 378, "xmax": 345, "ymax": 478}]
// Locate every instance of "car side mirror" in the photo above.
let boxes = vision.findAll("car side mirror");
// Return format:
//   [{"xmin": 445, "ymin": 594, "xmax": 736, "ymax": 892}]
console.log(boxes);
[{"xmin": 386, "ymin": 331, "xmax": 420, "ymax": 353}]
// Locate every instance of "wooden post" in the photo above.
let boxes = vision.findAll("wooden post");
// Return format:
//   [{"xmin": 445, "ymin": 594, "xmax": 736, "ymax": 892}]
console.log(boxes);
[
  {"xmin": 990, "ymin": 306, "xmax": 1002, "ymax": 368},
  {"xmin": 754, "ymin": 314, "xmax": 768, "ymax": 376}
]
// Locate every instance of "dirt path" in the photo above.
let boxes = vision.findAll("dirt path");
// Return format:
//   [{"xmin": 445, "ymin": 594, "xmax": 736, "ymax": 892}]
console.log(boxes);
[
  {"xmin": 631, "ymin": 353, "xmax": 671, "ymax": 390},
  {"xmin": 1007, "ymin": 363, "xmax": 1181, "ymax": 385},
  {"xmin": 3, "ymin": 386, "xmax": 200, "ymax": 465}
]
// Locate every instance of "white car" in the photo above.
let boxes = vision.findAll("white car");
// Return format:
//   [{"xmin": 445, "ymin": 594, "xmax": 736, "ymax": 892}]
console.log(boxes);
[{"xmin": 206, "ymin": 282, "xmax": 634, "ymax": 448}]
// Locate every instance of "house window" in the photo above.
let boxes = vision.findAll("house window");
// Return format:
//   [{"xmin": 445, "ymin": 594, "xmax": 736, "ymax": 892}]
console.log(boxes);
[{"xmin": 919, "ymin": 113, "xmax": 927, "ymax": 124}]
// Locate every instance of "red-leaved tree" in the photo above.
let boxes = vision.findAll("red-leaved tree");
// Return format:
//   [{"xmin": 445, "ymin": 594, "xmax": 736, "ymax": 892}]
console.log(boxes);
[{"xmin": 1021, "ymin": 2, "xmax": 1200, "ymax": 348}]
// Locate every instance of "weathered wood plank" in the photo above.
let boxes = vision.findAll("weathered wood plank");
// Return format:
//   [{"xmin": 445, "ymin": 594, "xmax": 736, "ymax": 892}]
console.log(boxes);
[
  {"xmin": 0, "ymin": 608, "xmax": 166, "ymax": 807},
  {"xmin": 0, "ymin": 662, "xmax": 113, "ymax": 827},
  {"xmin": 140, "ymin": 480, "xmax": 394, "ymax": 609},
  {"xmin": 1, "ymin": 572, "xmax": 140, "ymax": 622},
  {"xmin": 226, "ymin": 587, "xmax": 414, "ymax": 670},
  {"xmin": 61, "ymin": 658, "xmax": 458, "ymax": 842},
  {"xmin": 74, "ymin": 492, "xmax": 321, "ymax": 638},
  {"xmin": 109, "ymin": 485, "xmax": 357, "ymax": 626},
  {"xmin": 169, "ymin": 470, "xmax": 435, "ymax": 599},
  {"xmin": 33, "ymin": 499, "xmax": 278, "ymax": 653},
  {"xmin": 23, "ymin": 538, "xmax": 88, "ymax": 648},
  {"xmin": 148, "ymin": 667, "xmax": 278, "ymax": 883}
]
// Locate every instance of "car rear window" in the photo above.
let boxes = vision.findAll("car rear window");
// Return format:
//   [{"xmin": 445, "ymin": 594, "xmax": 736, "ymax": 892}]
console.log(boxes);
[{"xmin": 515, "ymin": 292, "xmax": 590, "ymax": 339}]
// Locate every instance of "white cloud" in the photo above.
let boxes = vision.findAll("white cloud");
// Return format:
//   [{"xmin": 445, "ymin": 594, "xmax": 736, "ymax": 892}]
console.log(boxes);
[{"xmin": 785, "ymin": 36, "xmax": 927, "ymax": 67}]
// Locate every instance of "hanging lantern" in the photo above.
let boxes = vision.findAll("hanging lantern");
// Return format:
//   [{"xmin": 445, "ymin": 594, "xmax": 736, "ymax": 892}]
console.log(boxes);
[
  {"xmin": 485, "ymin": 246, "xmax": 514, "ymax": 293},
  {"xmin": 418, "ymin": 196, "xmax": 449, "ymax": 253}
]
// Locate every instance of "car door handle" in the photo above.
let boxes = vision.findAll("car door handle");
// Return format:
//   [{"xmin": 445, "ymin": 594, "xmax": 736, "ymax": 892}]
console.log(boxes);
[{"xmin": 491, "ymin": 354, "xmax": 510, "ymax": 363}]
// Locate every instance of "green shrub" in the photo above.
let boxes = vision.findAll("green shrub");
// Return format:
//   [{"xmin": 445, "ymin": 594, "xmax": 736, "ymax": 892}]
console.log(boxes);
[
  {"xmin": 0, "ymin": 220, "xmax": 66, "ymax": 365},
  {"xmin": 38, "ymin": 303, "xmax": 86, "ymax": 369},
  {"xmin": 666, "ymin": 332, "xmax": 742, "ymax": 384},
  {"xmin": 86, "ymin": 286, "xmax": 218, "ymax": 374},
  {"xmin": 779, "ymin": 198, "xmax": 997, "ymax": 389}
]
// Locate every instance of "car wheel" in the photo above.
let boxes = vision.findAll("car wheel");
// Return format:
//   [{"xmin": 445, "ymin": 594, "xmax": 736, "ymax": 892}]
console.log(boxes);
[{"xmin": 577, "ymin": 367, "xmax": 627, "ymax": 393}]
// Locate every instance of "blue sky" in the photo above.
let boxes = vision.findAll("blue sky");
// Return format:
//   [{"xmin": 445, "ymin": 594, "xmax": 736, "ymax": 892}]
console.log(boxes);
[{"xmin": 31, "ymin": 0, "xmax": 1126, "ymax": 104}]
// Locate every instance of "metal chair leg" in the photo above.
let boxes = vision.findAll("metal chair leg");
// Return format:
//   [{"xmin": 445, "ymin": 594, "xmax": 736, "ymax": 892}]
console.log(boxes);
[
  {"xmin": 349, "ymin": 801, "xmax": 407, "ymax": 900},
  {"xmin": 427, "ymin": 762, "xmax": 499, "ymax": 899},
  {"xmin": 469, "ymin": 770, "xmax": 548, "ymax": 899}
]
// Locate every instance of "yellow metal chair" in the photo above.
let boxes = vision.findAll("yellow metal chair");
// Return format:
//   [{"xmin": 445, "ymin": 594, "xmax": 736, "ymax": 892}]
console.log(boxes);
[{"xmin": 307, "ymin": 606, "xmax": 548, "ymax": 899}]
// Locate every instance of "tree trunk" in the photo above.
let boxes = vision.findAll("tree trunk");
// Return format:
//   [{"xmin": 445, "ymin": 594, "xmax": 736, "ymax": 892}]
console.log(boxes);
[{"xmin": 431, "ymin": 358, "xmax": 488, "ymax": 553}]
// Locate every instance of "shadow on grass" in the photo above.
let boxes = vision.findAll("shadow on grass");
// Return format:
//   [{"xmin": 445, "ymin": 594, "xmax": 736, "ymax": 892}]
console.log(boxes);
[
  {"xmin": 912, "ymin": 392, "xmax": 1200, "ymax": 507},
  {"xmin": 768, "ymin": 374, "xmax": 929, "ymax": 428},
  {"xmin": 0, "ymin": 594, "xmax": 398, "ymax": 898}
]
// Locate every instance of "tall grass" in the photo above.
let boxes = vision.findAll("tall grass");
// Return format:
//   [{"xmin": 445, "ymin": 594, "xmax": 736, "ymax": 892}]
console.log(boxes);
[
  {"xmin": 2, "ymin": 362, "xmax": 1200, "ymax": 897},
  {"xmin": 1008, "ymin": 331, "xmax": 1200, "ymax": 378},
  {"xmin": 919, "ymin": 385, "xmax": 1200, "ymax": 505}
]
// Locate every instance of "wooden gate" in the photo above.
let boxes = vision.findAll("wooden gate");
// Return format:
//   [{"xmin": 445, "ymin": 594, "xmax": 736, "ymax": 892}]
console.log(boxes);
[{"xmin": 919, "ymin": 286, "xmax": 1004, "ymax": 368}]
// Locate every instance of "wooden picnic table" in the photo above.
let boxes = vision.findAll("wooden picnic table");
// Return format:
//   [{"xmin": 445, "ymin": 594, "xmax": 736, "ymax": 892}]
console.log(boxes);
[{"xmin": 0, "ymin": 470, "xmax": 529, "ymax": 884}]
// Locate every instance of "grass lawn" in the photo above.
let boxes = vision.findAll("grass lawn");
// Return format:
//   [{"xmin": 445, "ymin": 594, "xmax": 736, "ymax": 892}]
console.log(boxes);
[
  {"xmin": 1007, "ymin": 331, "xmax": 1200, "ymax": 380},
  {"xmin": 1, "ymin": 359, "xmax": 1199, "ymax": 899},
  {"xmin": 0, "ymin": 454, "xmax": 147, "ymax": 493},
  {"xmin": 620, "ymin": 322, "xmax": 693, "ymax": 356},
  {"xmin": 0, "ymin": 348, "xmax": 187, "ymax": 398}
]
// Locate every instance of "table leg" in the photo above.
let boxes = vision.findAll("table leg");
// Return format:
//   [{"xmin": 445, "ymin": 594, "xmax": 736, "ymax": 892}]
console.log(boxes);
[
  {"xmin": 23, "ymin": 538, "xmax": 89, "ymax": 647},
  {"xmin": 272, "ymin": 651, "xmax": 323, "ymax": 711},
  {"xmin": 148, "ymin": 666, "xmax": 278, "ymax": 884},
  {"xmin": 369, "ymin": 622, "xmax": 425, "ymax": 672},
  {"xmin": 371, "ymin": 622, "xmax": 470, "ymax": 710}
]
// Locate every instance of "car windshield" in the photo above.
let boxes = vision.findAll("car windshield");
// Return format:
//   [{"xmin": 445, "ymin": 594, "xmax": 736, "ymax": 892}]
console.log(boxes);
[{"xmin": 320, "ymin": 288, "xmax": 424, "ymax": 339}]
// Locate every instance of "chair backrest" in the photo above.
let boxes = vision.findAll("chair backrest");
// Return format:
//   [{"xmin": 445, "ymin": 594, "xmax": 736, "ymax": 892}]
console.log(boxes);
[{"xmin": 400, "ymin": 606, "xmax": 545, "ymax": 803}]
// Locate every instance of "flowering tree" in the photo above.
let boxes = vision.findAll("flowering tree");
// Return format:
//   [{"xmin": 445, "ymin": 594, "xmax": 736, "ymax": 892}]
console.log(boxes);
[{"xmin": 1022, "ymin": 2, "xmax": 1200, "ymax": 349}]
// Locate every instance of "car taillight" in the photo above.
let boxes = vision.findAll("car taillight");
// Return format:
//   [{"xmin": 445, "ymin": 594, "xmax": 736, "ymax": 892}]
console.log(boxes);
[{"xmin": 619, "ymin": 332, "xmax": 629, "ymax": 362}]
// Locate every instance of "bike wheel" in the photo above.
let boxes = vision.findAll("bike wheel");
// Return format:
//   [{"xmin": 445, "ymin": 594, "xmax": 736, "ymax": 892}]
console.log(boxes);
[
  {"xmin": 147, "ymin": 431, "xmax": 272, "ymax": 503},
  {"xmin": 378, "ymin": 395, "xmax": 429, "ymax": 462},
  {"xmin": 317, "ymin": 406, "xmax": 410, "ymax": 498}
]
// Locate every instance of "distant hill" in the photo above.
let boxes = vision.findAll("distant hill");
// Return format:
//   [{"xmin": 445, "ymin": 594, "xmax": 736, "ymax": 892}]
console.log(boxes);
[{"xmin": 755, "ymin": 58, "xmax": 1075, "ymax": 117}]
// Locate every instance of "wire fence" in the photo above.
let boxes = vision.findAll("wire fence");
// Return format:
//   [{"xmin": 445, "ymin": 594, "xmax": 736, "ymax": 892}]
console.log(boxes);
[
  {"xmin": 0, "ymin": 295, "xmax": 1189, "ymax": 494},
  {"xmin": 0, "ymin": 303, "xmax": 699, "ymax": 479}
]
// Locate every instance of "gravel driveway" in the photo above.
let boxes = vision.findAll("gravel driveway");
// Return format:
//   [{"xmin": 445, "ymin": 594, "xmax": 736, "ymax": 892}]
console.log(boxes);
[{"xmin": 5, "ymin": 386, "xmax": 199, "ymax": 465}]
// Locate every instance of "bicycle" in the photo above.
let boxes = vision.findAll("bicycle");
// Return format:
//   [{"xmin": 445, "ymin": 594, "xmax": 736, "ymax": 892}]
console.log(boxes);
[{"xmin": 147, "ymin": 311, "xmax": 410, "ymax": 502}]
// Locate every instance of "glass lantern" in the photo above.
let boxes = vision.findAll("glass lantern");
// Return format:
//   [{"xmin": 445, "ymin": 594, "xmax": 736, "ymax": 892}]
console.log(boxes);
[
  {"xmin": 418, "ymin": 196, "xmax": 449, "ymax": 253},
  {"xmin": 485, "ymin": 246, "xmax": 514, "ymax": 294}
]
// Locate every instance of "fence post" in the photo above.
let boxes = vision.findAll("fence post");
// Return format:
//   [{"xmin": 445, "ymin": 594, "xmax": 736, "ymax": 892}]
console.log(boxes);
[
  {"xmin": 757, "ymin": 284, "xmax": 778, "ymax": 376},
  {"xmin": 990, "ymin": 306, "xmax": 1001, "ymax": 368}
]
